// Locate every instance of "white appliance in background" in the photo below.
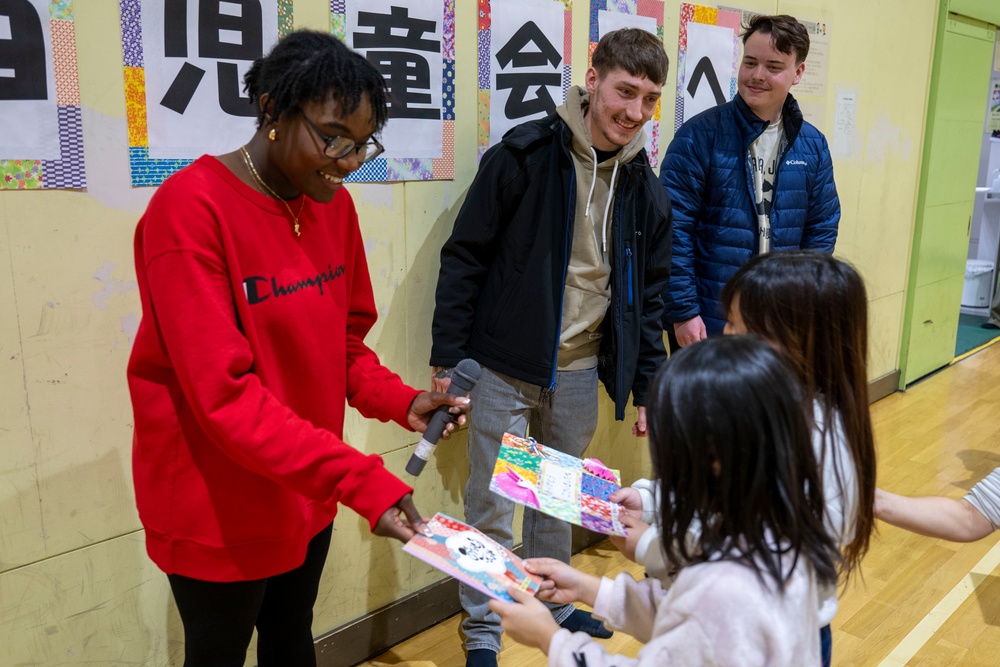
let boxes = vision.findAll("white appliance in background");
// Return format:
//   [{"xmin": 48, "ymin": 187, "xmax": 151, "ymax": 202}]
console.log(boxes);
[{"xmin": 964, "ymin": 184, "xmax": 1000, "ymax": 316}]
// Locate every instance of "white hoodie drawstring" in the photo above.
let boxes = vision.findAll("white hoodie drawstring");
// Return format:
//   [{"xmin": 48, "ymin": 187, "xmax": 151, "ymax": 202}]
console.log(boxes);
[
  {"xmin": 586, "ymin": 147, "xmax": 620, "ymax": 255},
  {"xmin": 585, "ymin": 146, "xmax": 599, "ymax": 222},
  {"xmin": 601, "ymin": 160, "xmax": 620, "ymax": 254}
]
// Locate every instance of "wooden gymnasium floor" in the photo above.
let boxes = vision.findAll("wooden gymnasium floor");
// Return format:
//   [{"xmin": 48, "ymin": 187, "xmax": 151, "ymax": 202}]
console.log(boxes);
[{"xmin": 363, "ymin": 342, "xmax": 1000, "ymax": 667}]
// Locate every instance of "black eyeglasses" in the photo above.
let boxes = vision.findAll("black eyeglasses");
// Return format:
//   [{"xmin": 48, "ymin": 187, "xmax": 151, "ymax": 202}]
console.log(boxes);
[{"xmin": 300, "ymin": 114, "xmax": 385, "ymax": 164}]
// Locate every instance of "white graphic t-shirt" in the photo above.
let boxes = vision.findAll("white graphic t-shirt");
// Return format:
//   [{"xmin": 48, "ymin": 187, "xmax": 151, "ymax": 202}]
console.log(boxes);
[{"xmin": 750, "ymin": 119, "xmax": 783, "ymax": 254}]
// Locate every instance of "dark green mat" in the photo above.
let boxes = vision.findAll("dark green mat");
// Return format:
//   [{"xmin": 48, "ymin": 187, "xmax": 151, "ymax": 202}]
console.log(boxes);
[{"xmin": 956, "ymin": 313, "xmax": 1000, "ymax": 357}]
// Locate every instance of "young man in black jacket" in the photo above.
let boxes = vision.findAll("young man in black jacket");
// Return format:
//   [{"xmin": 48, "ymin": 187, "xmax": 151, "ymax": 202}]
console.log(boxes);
[{"xmin": 429, "ymin": 29, "xmax": 672, "ymax": 667}]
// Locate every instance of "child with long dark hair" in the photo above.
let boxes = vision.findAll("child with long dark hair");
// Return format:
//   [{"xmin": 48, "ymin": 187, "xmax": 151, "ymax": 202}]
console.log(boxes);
[
  {"xmin": 612, "ymin": 250, "xmax": 876, "ymax": 666},
  {"xmin": 722, "ymin": 250, "xmax": 876, "ymax": 663},
  {"xmin": 490, "ymin": 336, "xmax": 840, "ymax": 665}
]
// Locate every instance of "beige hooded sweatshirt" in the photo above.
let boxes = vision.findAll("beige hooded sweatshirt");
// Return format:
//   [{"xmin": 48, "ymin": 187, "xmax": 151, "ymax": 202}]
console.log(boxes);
[{"xmin": 555, "ymin": 86, "xmax": 648, "ymax": 370}]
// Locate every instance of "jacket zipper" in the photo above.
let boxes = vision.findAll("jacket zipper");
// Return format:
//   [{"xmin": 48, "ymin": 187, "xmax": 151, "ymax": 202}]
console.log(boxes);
[
  {"xmin": 550, "ymin": 126, "xmax": 576, "ymax": 391},
  {"xmin": 744, "ymin": 123, "xmax": 765, "ymax": 254},
  {"xmin": 626, "ymin": 246, "xmax": 634, "ymax": 307},
  {"xmin": 615, "ymin": 170, "xmax": 630, "ymax": 421}
]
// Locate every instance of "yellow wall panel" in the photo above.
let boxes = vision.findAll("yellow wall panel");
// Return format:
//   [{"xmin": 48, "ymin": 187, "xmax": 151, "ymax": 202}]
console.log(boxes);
[
  {"xmin": 868, "ymin": 292, "xmax": 906, "ymax": 380},
  {"xmin": 0, "ymin": 0, "xmax": 943, "ymax": 662},
  {"xmin": 0, "ymin": 196, "xmax": 44, "ymax": 573},
  {"xmin": 0, "ymin": 533, "xmax": 181, "ymax": 665}
]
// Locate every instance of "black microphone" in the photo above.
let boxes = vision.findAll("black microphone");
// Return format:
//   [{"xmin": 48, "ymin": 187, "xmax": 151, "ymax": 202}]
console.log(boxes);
[{"xmin": 405, "ymin": 358, "xmax": 481, "ymax": 476}]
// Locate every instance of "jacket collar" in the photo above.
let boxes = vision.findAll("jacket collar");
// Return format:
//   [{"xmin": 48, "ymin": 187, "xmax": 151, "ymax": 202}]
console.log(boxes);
[
  {"xmin": 500, "ymin": 112, "xmax": 650, "ymax": 174},
  {"xmin": 733, "ymin": 93, "xmax": 804, "ymax": 147}
]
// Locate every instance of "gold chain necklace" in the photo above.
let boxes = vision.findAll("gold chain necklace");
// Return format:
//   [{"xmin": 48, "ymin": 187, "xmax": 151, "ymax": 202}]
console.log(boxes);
[{"xmin": 239, "ymin": 145, "xmax": 304, "ymax": 237}]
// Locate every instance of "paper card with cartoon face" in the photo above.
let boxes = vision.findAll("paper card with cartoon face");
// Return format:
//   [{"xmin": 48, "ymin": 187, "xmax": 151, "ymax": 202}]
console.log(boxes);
[
  {"xmin": 403, "ymin": 513, "xmax": 541, "ymax": 602},
  {"xmin": 489, "ymin": 433, "xmax": 627, "ymax": 536}
]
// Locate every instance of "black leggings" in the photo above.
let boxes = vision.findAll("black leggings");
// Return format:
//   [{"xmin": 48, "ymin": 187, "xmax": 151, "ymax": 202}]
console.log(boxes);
[{"xmin": 167, "ymin": 524, "xmax": 333, "ymax": 667}]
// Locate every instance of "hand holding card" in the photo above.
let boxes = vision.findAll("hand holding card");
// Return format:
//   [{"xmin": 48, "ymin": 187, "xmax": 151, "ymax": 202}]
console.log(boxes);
[{"xmin": 402, "ymin": 513, "xmax": 541, "ymax": 602}]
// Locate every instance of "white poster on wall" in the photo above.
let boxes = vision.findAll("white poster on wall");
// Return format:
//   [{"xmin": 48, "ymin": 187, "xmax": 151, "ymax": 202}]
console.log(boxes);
[
  {"xmin": 142, "ymin": 0, "xmax": 279, "ymax": 159},
  {"xmin": 832, "ymin": 89, "xmax": 858, "ymax": 159},
  {"xmin": 0, "ymin": 0, "xmax": 60, "ymax": 160},
  {"xmin": 796, "ymin": 20, "xmax": 830, "ymax": 98},
  {"xmin": 682, "ymin": 21, "xmax": 738, "ymax": 124},
  {"xmin": 346, "ymin": 0, "xmax": 444, "ymax": 160},
  {"xmin": 597, "ymin": 9, "xmax": 656, "ymax": 37},
  {"xmin": 489, "ymin": 0, "xmax": 566, "ymax": 147}
]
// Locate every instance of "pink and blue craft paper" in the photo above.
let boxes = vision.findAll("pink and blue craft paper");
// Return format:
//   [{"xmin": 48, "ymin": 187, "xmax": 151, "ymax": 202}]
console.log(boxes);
[
  {"xmin": 489, "ymin": 433, "xmax": 626, "ymax": 536},
  {"xmin": 403, "ymin": 513, "xmax": 541, "ymax": 602}
]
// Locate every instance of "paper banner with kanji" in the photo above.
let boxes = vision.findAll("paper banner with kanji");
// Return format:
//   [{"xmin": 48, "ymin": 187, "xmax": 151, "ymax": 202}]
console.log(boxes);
[
  {"xmin": 477, "ymin": 0, "xmax": 572, "ymax": 159},
  {"xmin": 333, "ymin": 0, "xmax": 455, "ymax": 181},
  {"xmin": 0, "ymin": 0, "xmax": 85, "ymax": 190},
  {"xmin": 675, "ymin": 4, "xmax": 743, "ymax": 130},
  {"xmin": 120, "ymin": 0, "xmax": 291, "ymax": 187},
  {"xmin": 589, "ymin": 0, "xmax": 665, "ymax": 168}
]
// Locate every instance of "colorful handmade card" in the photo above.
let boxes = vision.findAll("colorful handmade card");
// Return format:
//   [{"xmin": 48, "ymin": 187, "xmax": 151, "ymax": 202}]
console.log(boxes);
[
  {"xmin": 490, "ymin": 432, "xmax": 626, "ymax": 536},
  {"xmin": 403, "ymin": 513, "xmax": 541, "ymax": 602}
]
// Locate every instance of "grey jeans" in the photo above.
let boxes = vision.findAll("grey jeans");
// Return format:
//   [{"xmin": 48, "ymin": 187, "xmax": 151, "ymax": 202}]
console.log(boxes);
[{"xmin": 460, "ymin": 366, "xmax": 599, "ymax": 653}]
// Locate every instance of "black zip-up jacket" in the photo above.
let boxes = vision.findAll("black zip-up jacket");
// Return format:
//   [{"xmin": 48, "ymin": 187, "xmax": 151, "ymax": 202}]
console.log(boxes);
[{"xmin": 430, "ymin": 113, "xmax": 673, "ymax": 420}]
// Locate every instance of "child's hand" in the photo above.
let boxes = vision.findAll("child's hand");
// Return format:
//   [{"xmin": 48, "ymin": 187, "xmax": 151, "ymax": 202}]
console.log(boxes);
[
  {"xmin": 609, "ymin": 487, "xmax": 644, "ymax": 517},
  {"xmin": 489, "ymin": 586, "xmax": 561, "ymax": 653},
  {"xmin": 525, "ymin": 558, "xmax": 601, "ymax": 607},
  {"xmin": 608, "ymin": 513, "xmax": 650, "ymax": 562}
]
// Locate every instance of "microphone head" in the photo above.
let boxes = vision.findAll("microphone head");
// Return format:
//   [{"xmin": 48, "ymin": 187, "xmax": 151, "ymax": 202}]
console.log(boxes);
[{"xmin": 451, "ymin": 359, "xmax": 482, "ymax": 393}]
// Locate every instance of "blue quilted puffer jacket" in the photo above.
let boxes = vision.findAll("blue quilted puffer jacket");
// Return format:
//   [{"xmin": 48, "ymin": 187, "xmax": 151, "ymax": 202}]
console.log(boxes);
[{"xmin": 660, "ymin": 93, "xmax": 840, "ymax": 335}]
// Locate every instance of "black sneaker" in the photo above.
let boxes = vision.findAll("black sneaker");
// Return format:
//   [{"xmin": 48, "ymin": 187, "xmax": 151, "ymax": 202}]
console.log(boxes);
[
  {"xmin": 466, "ymin": 648, "xmax": 498, "ymax": 667},
  {"xmin": 558, "ymin": 608, "xmax": 614, "ymax": 639}
]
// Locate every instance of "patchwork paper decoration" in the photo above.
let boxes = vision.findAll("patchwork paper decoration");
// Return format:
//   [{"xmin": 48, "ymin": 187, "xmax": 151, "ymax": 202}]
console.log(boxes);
[
  {"xmin": 334, "ymin": 0, "xmax": 455, "ymax": 182},
  {"xmin": 490, "ymin": 432, "xmax": 626, "ymax": 536},
  {"xmin": 0, "ymin": 0, "xmax": 85, "ymax": 190},
  {"xmin": 674, "ymin": 3, "xmax": 743, "ymax": 130},
  {"xmin": 119, "ymin": 0, "xmax": 291, "ymax": 187},
  {"xmin": 403, "ymin": 513, "xmax": 541, "ymax": 602},
  {"xmin": 477, "ymin": 0, "xmax": 572, "ymax": 158},
  {"xmin": 588, "ymin": 0, "xmax": 665, "ymax": 168}
]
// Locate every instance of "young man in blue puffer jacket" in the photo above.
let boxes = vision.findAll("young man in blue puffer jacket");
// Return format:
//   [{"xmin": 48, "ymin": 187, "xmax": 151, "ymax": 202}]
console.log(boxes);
[{"xmin": 662, "ymin": 14, "xmax": 840, "ymax": 346}]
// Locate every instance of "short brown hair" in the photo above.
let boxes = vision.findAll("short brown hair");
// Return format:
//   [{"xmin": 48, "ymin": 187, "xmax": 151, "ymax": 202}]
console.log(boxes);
[
  {"xmin": 592, "ymin": 28, "xmax": 669, "ymax": 86},
  {"xmin": 741, "ymin": 14, "xmax": 810, "ymax": 64}
]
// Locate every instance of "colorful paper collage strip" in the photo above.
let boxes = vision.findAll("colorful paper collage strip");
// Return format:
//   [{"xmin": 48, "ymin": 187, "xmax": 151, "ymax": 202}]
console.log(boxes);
[
  {"xmin": 332, "ymin": 0, "xmax": 455, "ymax": 182},
  {"xmin": 1, "ymin": 1, "xmax": 86, "ymax": 190},
  {"xmin": 588, "ymin": 0, "xmax": 666, "ymax": 168},
  {"xmin": 119, "ymin": 0, "xmax": 293, "ymax": 187},
  {"xmin": 489, "ymin": 432, "xmax": 626, "ymax": 536}
]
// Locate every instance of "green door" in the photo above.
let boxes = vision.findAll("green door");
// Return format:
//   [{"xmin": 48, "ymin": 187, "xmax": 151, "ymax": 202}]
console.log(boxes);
[{"xmin": 900, "ymin": 11, "xmax": 995, "ymax": 385}]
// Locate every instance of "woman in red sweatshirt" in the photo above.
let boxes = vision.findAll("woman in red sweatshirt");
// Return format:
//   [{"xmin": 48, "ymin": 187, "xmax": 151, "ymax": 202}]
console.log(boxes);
[{"xmin": 126, "ymin": 30, "xmax": 467, "ymax": 666}]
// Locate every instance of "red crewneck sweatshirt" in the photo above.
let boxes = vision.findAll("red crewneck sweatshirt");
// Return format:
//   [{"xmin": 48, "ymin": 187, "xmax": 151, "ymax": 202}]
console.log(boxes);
[{"xmin": 127, "ymin": 156, "xmax": 418, "ymax": 582}]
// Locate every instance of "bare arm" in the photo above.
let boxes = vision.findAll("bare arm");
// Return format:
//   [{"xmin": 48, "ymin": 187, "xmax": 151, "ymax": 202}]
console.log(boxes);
[{"xmin": 874, "ymin": 487, "xmax": 995, "ymax": 542}]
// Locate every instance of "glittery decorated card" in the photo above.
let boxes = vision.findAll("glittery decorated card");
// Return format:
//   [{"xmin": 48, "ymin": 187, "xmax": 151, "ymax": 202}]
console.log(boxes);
[
  {"xmin": 403, "ymin": 513, "xmax": 541, "ymax": 602},
  {"xmin": 489, "ymin": 433, "xmax": 626, "ymax": 536}
]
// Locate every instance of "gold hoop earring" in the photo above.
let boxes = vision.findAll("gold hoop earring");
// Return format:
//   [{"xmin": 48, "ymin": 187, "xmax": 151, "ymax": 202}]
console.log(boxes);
[{"xmin": 268, "ymin": 128, "xmax": 277, "ymax": 141}]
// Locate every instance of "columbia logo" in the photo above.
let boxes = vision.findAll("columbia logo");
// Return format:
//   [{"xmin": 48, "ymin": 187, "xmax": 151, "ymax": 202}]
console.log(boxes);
[{"xmin": 785, "ymin": 159, "xmax": 807, "ymax": 166}]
